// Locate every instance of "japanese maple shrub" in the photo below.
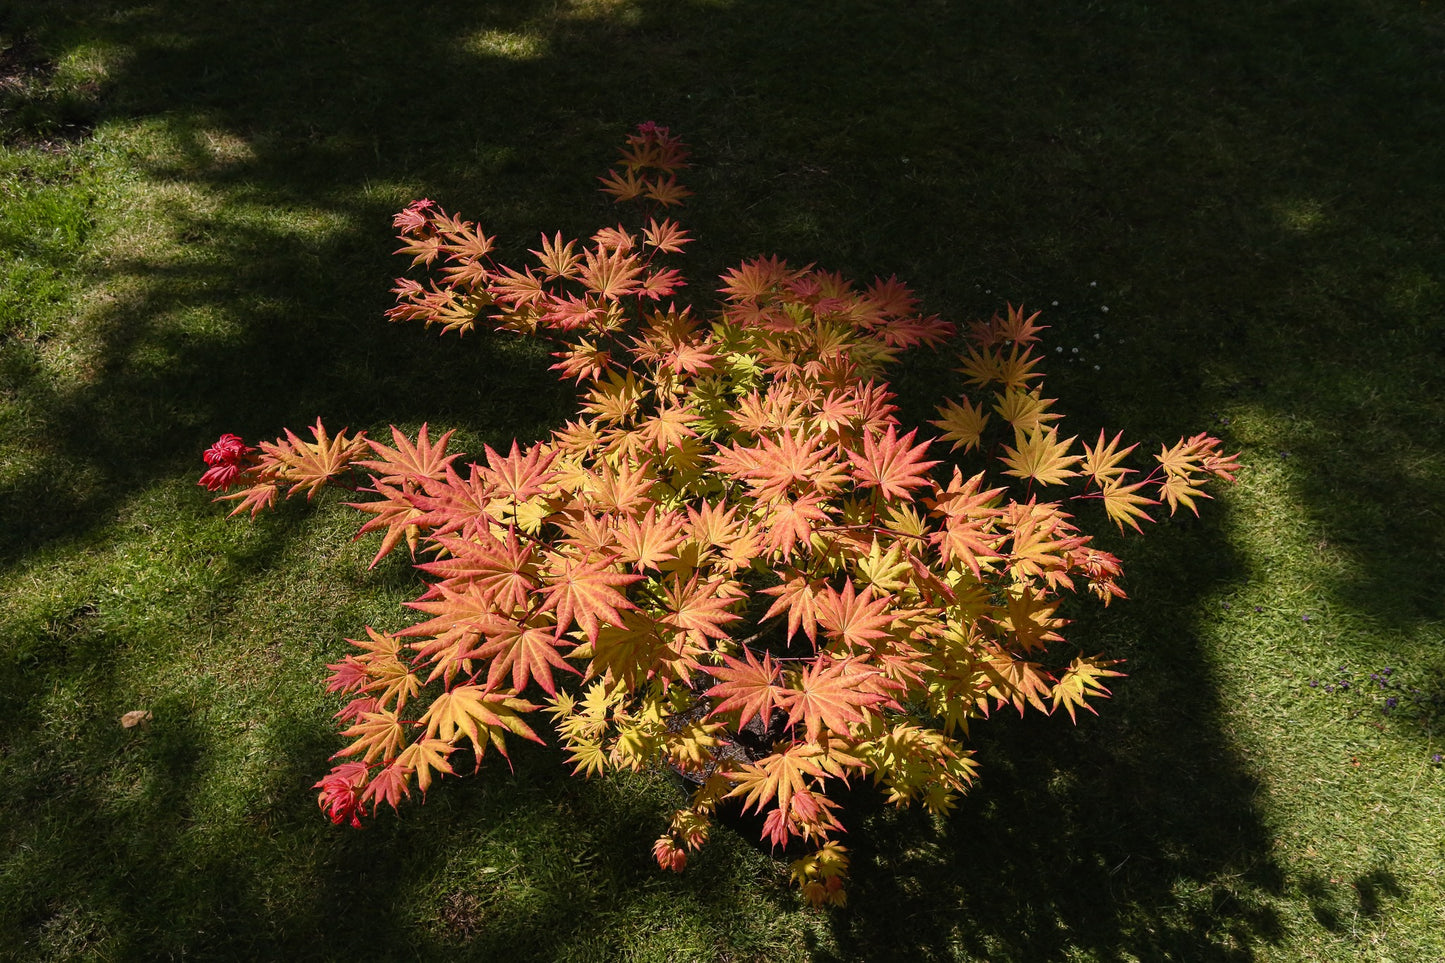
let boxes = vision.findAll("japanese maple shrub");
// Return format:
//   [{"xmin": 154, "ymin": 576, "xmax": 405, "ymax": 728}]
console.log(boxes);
[{"xmin": 202, "ymin": 124, "xmax": 1238, "ymax": 907}]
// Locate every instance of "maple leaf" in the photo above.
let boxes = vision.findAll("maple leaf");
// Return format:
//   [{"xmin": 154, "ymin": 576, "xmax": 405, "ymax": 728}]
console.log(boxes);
[
  {"xmin": 404, "ymin": 462, "xmax": 497, "ymax": 539},
  {"xmin": 360, "ymin": 423, "xmax": 458, "ymax": 484},
  {"xmin": 1079, "ymin": 429, "xmax": 1138, "ymax": 489},
  {"xmin": 530, "ymin": 231, "xmax": 582, "ymax": 280},
  {"xmin": 478, "ymin": 440, "xmax": 559, "ymax": 504},
  {"xmin": 580, "ymin": 456, "xmax": 657, "ymax": 516},
  {"xmin": 976, "ymin": 645, "xmax": 1054, "ymax": 717},
  {"xmin": 760, "ymin": 575, "xmax": 829, "ymax": 646},
  {"xmin": 259, "ymin": 418, "xmax": 369, "ymax": 499},
  {"xmin": 643, "ymin": 173, "xmax": 693, "ymax": 206},
  {"xmin": 337, "ymin": 708, "xmax": 407, "ymax": 764},
  {"xmin": 474, "ymin": 615, "xmax": 579, "ymax": 696},
  {"xmin": 759, "ymin": 491, "xmax": 831, "ymax": 561},
  {"xmin": 714, "ymin": 431, "xmax": 846, "ymax": 500},
  {"xmin": 970, "ymin": 303, "xmax": 1047, "ymax": 348},
  {"xmin": 613, "ymin": 506, "xmax": 686, "ymax": 571},
  {"xmin": 846, "ymin": 426, "xmax": 940, "ymax": 501},
  {"xmin": 705, "ymin": 649, "xmax": 788, "ymax": 731},
  {"xmin": 814, "ymin": 579, "xmax": 897, "ymax": 651},
  {"xmin": 780, "ymin": 658, "xmax": 894, "ymax": 742},
  {"xmin": 579, "ymin": 609, "xmax": 669, "ymax": 690},
  {"xmin": 1051, "ymin": 655, "xmax": 1126, "ymax": 723},
  {"xmin": 929, "ymin": 397, "xmax": 990, "ymax": 453},
  {"xmin": 1154, "ymin": 433, "xmax": 1235, "ymax": 516},
  {"xmin": 579, "ymin": 245, "xmax": 645, "ymax": 300},
  {"xmin": 345, "ymin": 626, "xmax": 422, "ymax": 711},
  {"xmin": 537, "ymin": 553, "xmax": 643, "ymax": 643},
  {"xmin": 718, "ymin": 255, "xmax": 798, "ymax": 301},
  {"xmin": 642, "ymin": 217, "xmax": 693, "ymax": 254},
  {"xmin": 347, "ymin": 480, "xmax": 426, "ymax": 565},
  {"xmin": 420, "ymin": 685, "xmax": 543, "ymax": 764},
  {"xmin": 1099, "ymin": 476, "xmax": 1157, "ymax": 533},
  {"xmin": 218, "ymin": 481, "xmax": 279, "ymax": 518},
  {"xmin": 726, "ymin": 743, "xmax": 834, "ymax": 819},
  {"xmin": 993, "ymin": 388, "xmax": 1061, "ymax": 434},
  {"xmin": 396, "ymin": 737, "xmax": 456, "ymax": 795},
  {"xmin": 1000, "ymin": 427, "xmax": 1080, "ymax": 487},
  {"xmin": 656, "ymin": 574, "xmax": 742, "ymax": 643},
  {"xmin": 633, "ymin": 404, "xmax": 701, "ymax": 452},
  {"xmin": 598, "ymin": 166, "xmax": 647, "ymax": 203},
  {"xmin": 360, "ymin": 762, "xmax": 413, "ymax": 813},
  {"xmin": 580, "ymin": 370, "xmax": 648, "ymax": 426},
  {"xmin": 1004, "ymin": 499, "xmax": 1085, "ymax": 588},
  {"xmin": 927, "ymin": 469, "xmax": 1006, "ymax": 579},
  {"xmin": 992, "ymin": 586, "xmax": 1067, "ymax": 653},
  {"xmin": 490, "ymin": 264, "xmax": 549, "ymax": 308}
]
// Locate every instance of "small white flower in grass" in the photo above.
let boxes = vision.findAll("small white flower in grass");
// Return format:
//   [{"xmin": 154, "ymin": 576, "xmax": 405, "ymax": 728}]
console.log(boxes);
[
  {"xmin": 1051, "ymin": 300, "xmax": 1059, "ymax": 306},
  {"xmin": 1090, "ymin": 281, "xmax": 1097, "ymax": 287},
  {"xmin": 1101, "ymin": 306, "xmax": 1109, "ymax": 313},
  {"xmin": 1093, "ymin": 364, "xmax": 1100, "ymax": 371},
  {"xmin": 1071, "ymin": 347, "xmax": 1079, "ymax": 353},
  {"xmin": 1093, "ymin": 332, "xmax": 1100, "ymax": 339},
  {"xmin": 1056, "ymin": 346, "xmax": 1064, "ymax": 353}
]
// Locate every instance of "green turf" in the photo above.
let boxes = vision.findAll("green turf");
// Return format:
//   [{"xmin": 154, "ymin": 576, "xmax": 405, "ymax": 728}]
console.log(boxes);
[{"xmin": 2, "ymin": 0, "xmax": 1443, "ymax": 959}]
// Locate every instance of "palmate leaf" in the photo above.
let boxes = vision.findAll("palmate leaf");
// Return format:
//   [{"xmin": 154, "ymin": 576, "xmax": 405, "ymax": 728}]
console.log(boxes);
[
  {"xmin": 218, "ymin": 481, "xmax": 279, "ymax": 518},
  {"xmin": 613, "ymin": 506, "xmax": 686, "ymax": 571},
  {"xmin": 396, "ymin": 737, "xmax": 457, "ymax": 794},
  {"xmin": 347, "ymin": 478, "xmax": 425, "ymax": 567},
  {"xmin": 1100, "ymin": 477, "xmax": 1157, "ymax": 533},
  {"xmin": 655, "ymin": 574, "xmax": 742, "ymax": 643},
  {"xmin": 929, "ymin": 396, "xmax": 990, "ymax": 453},
  {"xmin": 478, "ymin": 440, "xmax": 559, "ymax": 504},
  {"xmin": 418, "ymin": 530, "xmax": 539, "ymax": 614},
  {"xmin": 993, "ymin": 388, "xmax": 1061, "ymax": 434},
  {"xmin": 814, "ymin": 580, "xmax": 897, "ymax": 651},
  {"xmin": 780, "ymin": 658, "xmax": 895, "ymax": 742},
  {"xmin": 642, "ymin": 217, "xmax": 693, "ymax": 254},
  {"xmin": 976, "ymin": 645, "xmax": 1054, "ymax": 717},
  {"xmin": 259, "ymin": 418, "xmax": 369, "ymax": 499},
  {"xmin": 337, "ymin": 708, "xmax": 407, "ymax": 764},
  {"xmin": 1000, "ymin": 426, "xmax": 1080, "ymax": 487},
  {"xmin": 1080, "ymin": 429, "xmax": 1138, "ymax": 489},
  {"xmin": 705, "ymin": 649, "xmax": 788, "ymax": 731},
  {"xmin": 846, "ymin": 426, "xmax": 940, "ymax": 501},
  {"xmin": 760, "ymin": 575, "xmax": 829, "ymax": 646},
  {"xmin": 359, "ymin": 423, "xmax": 459, "ymax": 485},
  {"xmin": 1051, "ymin": 655, "xmax": 1126, "ymax": 723},
  {"xmin": 574, "ymin": 609, "xmax": 669, "ymax": 690},
  {"xmin": 726, "ymin": 743, "xmax": 834, "ymax": 818},
  {"xmin": 474, "ymin": 616, "xmax": 579, "ymax": 696},
  {"xmin": 537, "ymin": 553, "xmax": 643, "ymax": 643},
  {"xmin": 420, "ymin": 685, "xmax": 544, "ymax": 763}
]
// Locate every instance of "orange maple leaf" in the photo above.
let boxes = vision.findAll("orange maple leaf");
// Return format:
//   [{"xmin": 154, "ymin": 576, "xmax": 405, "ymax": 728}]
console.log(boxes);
[
  {"xmin": 537, "ymin": 554, "xmax": 643, "ymax": 643},
  {"xmin": 705, "ymin": 649, "xmax": 788, "ymax": 731},
  {"xmin": 846, "ymin": 426, "xmax": 939, "ymax": 500},
  {"xmin": 780, "ymin": 658, "xmax": 894, "ymax": 742}
]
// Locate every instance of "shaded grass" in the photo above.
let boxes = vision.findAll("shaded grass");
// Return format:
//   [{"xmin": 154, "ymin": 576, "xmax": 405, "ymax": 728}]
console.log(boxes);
[{"xmin": 1, "ymin": 0, "xmax": 1443, "ymax": 959}]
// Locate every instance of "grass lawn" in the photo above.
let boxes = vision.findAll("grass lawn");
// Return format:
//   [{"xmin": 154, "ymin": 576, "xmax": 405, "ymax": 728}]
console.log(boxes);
[{"xmin": 2, "ymin": 0, "xmax": 1443, "ymax": 959}]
